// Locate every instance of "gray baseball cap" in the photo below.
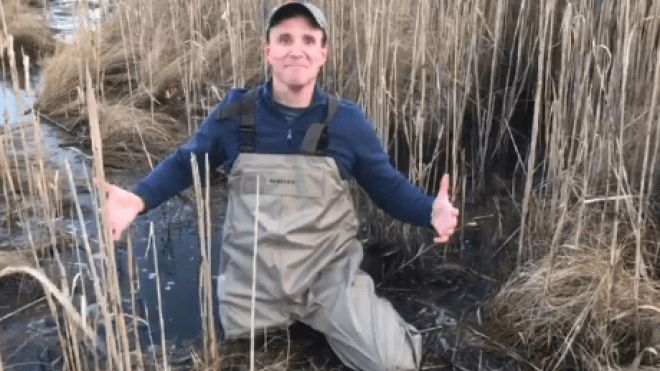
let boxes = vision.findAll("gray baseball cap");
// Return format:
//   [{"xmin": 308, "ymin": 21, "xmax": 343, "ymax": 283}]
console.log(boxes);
[{"xmin": 266, "ymin": 1, "xmax": 328, "ymax": 41}]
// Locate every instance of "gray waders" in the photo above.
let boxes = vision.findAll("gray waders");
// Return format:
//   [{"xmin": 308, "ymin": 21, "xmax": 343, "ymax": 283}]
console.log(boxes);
[{"xmin": 216, "ymin": 90, "xmax": 421, "ymax": 370}]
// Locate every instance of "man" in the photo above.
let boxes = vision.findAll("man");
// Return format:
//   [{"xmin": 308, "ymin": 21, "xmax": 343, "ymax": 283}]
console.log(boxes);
[{"xmin": 102, "ymin": 2, "xmax": 459, "ymax": 369}]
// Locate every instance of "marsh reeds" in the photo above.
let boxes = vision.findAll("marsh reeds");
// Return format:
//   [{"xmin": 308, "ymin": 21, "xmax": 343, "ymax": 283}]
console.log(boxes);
[
  {"xmin": 488, "ymin": 0, "xmax": 660, "ymax": 368},
  {"xmin": 1, "ymin": 6, "xmax": 156, "ymax": 370}
]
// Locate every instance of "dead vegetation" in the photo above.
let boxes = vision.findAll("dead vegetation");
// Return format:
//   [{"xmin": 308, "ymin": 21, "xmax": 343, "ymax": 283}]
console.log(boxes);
[
  {"xmin": 489, "ymin": 244, "xmax": 660, "ymax": 369},
  {"xmin": 0, "ymin": 0, "xmax": 54, "ymax": 83}
]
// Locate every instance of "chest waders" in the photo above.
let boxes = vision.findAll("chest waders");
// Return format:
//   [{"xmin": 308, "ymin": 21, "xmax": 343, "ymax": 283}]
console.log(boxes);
[{"xmin": 216, "ymin": 89, "xmax": 421, "ymax": 370}]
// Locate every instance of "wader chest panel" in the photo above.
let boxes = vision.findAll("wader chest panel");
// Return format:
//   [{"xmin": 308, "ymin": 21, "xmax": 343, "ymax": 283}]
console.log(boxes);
[{"xmin": 215, "ymin": 88, "xmax": 421, "ymax": 370}]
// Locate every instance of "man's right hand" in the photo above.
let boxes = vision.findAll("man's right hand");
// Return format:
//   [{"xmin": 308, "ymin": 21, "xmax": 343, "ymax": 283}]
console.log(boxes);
[{"xmin": 96, "ymin": 181, "xmax": 145, "ymax": 241}]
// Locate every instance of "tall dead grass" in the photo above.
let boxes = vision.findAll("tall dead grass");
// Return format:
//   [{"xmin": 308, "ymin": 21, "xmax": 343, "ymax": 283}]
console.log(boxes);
[
  {"xmin": 0, "ymin": 24, "xmax": 147, "ymax": 371},
  {"xmin": 489, "ymin": 0, "xmax": 660, "ymax": 369}
]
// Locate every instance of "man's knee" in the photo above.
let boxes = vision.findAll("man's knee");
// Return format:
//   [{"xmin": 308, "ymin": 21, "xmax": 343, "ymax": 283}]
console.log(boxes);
[
  {"xmin": 381, "ymin": 330, "xmax": 422, "ymax": 371},
  {"xmin": 325, "ymin": 326, "xmax": 421, "ymax": 371}
]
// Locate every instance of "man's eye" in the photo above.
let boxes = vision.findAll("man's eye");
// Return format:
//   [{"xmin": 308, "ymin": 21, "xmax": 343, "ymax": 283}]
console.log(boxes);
[
  {"xmin": 303, "ymin": 36, "xmax": 316, "ymax": 45},
  {"xmin": 278, "ymin": 35, "xmax": 292, "ymax": 44}
]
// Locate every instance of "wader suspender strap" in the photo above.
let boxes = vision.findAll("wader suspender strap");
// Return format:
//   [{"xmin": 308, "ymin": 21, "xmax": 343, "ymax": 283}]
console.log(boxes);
[
  {"xmin": 217, "ymin": 88, "xmax": 259, "ymax": 152},
  {"xmin": 217, "ymin": 88, "xmax": 340, "ymax": 155},
  {"xmin": 300, "ymin": 95, "xmax": 339, "ymax": 155}
]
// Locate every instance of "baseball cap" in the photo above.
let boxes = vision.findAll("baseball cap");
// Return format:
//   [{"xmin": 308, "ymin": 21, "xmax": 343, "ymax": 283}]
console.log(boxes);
[{"xmin": 266, "ymin": 1, "xmax": 328, "ymax": 41}]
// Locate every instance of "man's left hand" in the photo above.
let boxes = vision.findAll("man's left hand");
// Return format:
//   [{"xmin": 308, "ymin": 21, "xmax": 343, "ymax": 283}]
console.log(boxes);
[{"xmin": 432, "ymin": 174, "xmax": 459, "ymax": 243}]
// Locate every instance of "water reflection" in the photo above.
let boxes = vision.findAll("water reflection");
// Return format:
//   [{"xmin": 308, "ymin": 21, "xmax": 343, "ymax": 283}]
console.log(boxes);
[
  {"xmin": 46, "ymin": 0, "xmax": 113, "ymax": 43},
  {"xmin": 0, "ymin": 83, "xmax": 32, "ymax": 126}
]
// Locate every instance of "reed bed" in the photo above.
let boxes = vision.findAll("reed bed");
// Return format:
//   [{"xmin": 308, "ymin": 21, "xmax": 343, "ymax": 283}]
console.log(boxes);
[
  {"xmin": 488, "ymin": 0, "xmax": 660, "ymax": 368},
  {"xmin": 1, "ymin": 0, "xmax": 660, "ymax": 370}
]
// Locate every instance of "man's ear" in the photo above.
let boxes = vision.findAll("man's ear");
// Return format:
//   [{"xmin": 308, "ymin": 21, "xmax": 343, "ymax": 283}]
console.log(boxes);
[
  {"xmin": 263, "ymin": 42, "xmax": 270, "ymax": 61},
  {"xmin": 321, "ymin": 44, "xmax": 328, "ymax": 64}
]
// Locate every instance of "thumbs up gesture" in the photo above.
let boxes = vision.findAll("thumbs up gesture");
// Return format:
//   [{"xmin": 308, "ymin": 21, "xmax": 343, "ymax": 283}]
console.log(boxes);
[{"xmin": 432, "ymin": 174, "xmax": 459, "ymax": 243}]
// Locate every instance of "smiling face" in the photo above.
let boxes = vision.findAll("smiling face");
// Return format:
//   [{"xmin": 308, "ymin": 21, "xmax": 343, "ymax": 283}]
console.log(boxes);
[{"xmin": 264, "ymin": 16, "xmax": 328, "ymax": 93}]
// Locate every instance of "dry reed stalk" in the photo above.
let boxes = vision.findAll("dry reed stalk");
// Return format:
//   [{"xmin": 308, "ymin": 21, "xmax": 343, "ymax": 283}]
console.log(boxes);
[
  {"xmin": 191, "ymin": 154, "xmax": 220, "ymax": 369},
  {"xmin": 479, "ymin": 0, "xmax": 506, "ymax": 190},
  {"xmin": 23, "ymin": 54, "xmax": 63, "ymax": 262},
  {"xmin": 51, "ymin": 249, "xmax": 85, "ymax": 371},
  {"xmin": 0, "ymin": 33, "xmax": 70, "ymax": 264},
  {"xmin": 7, "ymin": 36, "xmax": 37, "ymax": 231},
  {"xmin": 125, "ymin": 235, "xmax": 145, "ymax": 371},
  {"xmin": 147, "ymin": 223, "xmax": 170, "ymax": 371},
  {"xmin": 84, "ymin": 63, "xmax": 123, "ymax": 371},
  {"xmin": 87, "ymin": 59, "xmax": 140, "ymax": 370},
  {"xmin": 518, "ymin": 0, "xmax": 554, "ymax": 263},
  {"xmin": 248, "ymin": 174, "xmax": 261, "ymax": 371}
]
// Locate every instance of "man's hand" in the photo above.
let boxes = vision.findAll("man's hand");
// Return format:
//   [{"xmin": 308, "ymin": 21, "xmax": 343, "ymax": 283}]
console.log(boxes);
[
  {"xmin": 432, "ymin": 174, "xmax": 459, "ymax": 243},
  {"xmin": 96, "ymin": 180, "xmax": 144, "ymax": 241}
]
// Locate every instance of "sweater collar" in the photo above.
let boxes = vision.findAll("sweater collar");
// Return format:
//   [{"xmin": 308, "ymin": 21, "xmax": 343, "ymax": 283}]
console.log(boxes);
[{"xmin": 262, "ymin": 80, "xmax": 328, "ymax": 110}]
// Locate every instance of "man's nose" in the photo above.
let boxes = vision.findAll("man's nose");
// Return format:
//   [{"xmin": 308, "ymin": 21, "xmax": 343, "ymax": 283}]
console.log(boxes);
[{"xmin": 289, "ymin": 40, "xmax": 305, "ymax": 57}]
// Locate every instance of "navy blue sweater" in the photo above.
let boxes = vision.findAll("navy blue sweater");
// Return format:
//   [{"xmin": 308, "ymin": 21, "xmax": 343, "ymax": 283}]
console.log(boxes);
[{"xmin": 133, "ymin": 82, "xmax": 434, "ymax": 228}]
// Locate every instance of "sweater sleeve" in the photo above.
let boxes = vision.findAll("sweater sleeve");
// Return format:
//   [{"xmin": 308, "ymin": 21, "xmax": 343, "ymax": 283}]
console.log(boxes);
[
  {"xmin": 132, "ymin": 100, "xmax": 231, "ymax": 212},
  {"xmin": 346, "ymin": 108, "xmax": 434, "ymax": 228}
]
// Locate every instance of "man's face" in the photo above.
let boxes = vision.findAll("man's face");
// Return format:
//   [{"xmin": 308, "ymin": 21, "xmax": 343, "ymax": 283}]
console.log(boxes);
[{"xmin": 264, "ymin": 16, "xmax": 328, "ymax": 91}]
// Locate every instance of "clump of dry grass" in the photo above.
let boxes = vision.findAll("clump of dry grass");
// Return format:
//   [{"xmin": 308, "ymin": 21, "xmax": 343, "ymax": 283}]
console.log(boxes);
[
  {"xmin": 0, "ymin": 0, "xmax": 54, "ymax": 81},
  {"xmin": 35, "ymin": 30, "xmax": 96, "ymax": 126},
  {"xmin": 96, "ymin": 101, "xmax": 184, "ymax": 168},
  {"xmin": 488, "ymin": 244, "xmax": 660, "ymax": 370}
]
